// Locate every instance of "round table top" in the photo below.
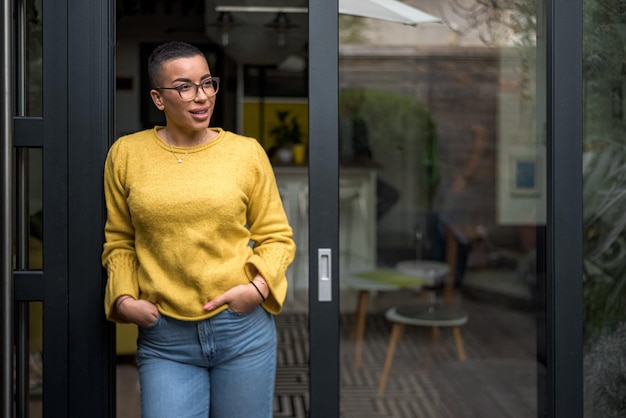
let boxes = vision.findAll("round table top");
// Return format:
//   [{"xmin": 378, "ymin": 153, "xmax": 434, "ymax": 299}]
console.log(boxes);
[
  {"xmin": 343, "ymin": 268, "xmax": 427, "ymax": 291},
  {"xmin": 395, "ymin": 260, "xmax": 449, "ymax": 287},
  {"xmin": 385, "ymin": 303, "xmax": 468, "ymax": 327}
]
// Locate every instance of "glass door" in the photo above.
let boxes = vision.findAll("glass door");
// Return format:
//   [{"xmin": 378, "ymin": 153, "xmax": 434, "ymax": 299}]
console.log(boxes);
[
  {"xmin": 334, "ymin": 2, "xmax": 569, "ymax": 417},
  {"xmin": 4, "ymin": 0, "xmax": 115, "ymax": 417}
]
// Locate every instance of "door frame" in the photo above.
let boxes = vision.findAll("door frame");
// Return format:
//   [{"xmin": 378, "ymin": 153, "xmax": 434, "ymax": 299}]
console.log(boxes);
[
  {"xmin": 546, "ymin": 0, "xmax": 583, "ymax": 416},
  {"xmin": 5, "ymin": 0, "xmax": 116, "ymax": 416},
  {"xmin": 308, "ymin": 1, "xmax": 340, "ymax": 417},
  {"xmin": 305, "ymin": 1, "xmax": 584, "ymax": 417},
  {"xmin": 63, "ymin": 1, "xmax": 116, "ymax": 416}
]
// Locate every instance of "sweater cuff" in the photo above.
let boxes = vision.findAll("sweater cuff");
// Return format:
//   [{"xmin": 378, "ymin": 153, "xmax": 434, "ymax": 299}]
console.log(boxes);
[
  {"xmin": 245, "ymin": 255, "xmax": 287, "ymax": 314},
  {"xmin": 104, "ymin": 253, "xmax": 140, "ymax": 322}
]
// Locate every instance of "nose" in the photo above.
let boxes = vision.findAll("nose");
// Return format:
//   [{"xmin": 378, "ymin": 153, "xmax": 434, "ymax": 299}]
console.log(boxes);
[{"xmin": 194, "ymin": 85, "xmax": 210, "ymax": 101}]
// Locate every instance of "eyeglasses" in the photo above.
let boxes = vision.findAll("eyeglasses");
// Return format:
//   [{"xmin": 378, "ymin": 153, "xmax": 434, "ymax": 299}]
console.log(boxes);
[{"xmin": 155, "ymin": 77, "xmax": 220, "ymax": 101}]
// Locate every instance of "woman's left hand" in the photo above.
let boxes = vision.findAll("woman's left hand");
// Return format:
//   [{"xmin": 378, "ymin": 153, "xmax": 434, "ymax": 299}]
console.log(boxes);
[{"xmin": 203, "ymin": 282, "xmax": 264, "ymax": 313}]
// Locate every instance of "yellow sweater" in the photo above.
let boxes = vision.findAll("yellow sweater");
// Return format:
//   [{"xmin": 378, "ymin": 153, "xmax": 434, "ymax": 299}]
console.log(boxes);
[{"xmin": 102, "ymin": 127, "xmax": 295, "ymax": 322}]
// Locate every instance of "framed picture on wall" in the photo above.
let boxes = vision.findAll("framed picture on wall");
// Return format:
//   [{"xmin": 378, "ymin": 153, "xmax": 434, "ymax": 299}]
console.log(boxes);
[{"xmin": 510, "ymin": 155, "xmax": 540, "ymax": 196}]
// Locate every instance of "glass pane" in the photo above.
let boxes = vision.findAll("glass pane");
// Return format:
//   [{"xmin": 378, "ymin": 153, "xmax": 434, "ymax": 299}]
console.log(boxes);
[
  {"xmin": 12, "ymin": 303, "xmax": 43, "ymax": 417},
  {"xmin": 26, "ymin": 0, "xmax": 43, "ymax": 117},
  {"xmin": 339, "ymin": 2, "xmax": 545, "ymax": 416},
  {"xmin": 25, "ymin": 0, "xmax": 43, "ymax": 402},
  {"xmin": 582, "ymin": 1, "xmax": 626, "ymax": 415},
  {"xmin": 29, "ymin": 148, "xmax": 43, "ymax": 269},
  {"xmin": 13, "ymin": 1, "xmax": 44, "ymax": 416},
  {"xmin": 28, "ymin": 302, "xmax": 43, "ymax": 416}
]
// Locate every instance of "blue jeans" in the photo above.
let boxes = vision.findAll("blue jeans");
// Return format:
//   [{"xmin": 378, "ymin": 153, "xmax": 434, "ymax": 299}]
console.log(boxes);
[{"xmin": 136, "ymin": 306, "xmax": 277, "ymax": 418}]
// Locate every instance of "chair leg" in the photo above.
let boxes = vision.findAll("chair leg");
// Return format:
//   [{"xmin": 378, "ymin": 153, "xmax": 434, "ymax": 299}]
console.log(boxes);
[
  {"xmin": 377, "ymin": 323, "xmax": 405, "ymax": 397},
  {"xmin": 352, "ymin": 291, "xmax": 369, "ymax": 369},
  {"xmin": 452, "ymin": 326, "xmax": 467, "ymax": 361}
]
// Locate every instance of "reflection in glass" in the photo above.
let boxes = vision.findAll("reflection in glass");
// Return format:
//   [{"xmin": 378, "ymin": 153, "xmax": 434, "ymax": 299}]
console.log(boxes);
[
  {"xmin": 582, "ymin": 1, "xmax": 626, "ymax": 416},
  {"xmin": 15, "ymin": 2, "xmax": 44, "ymax": 417},
  {"xmin": 28, "ymin": 302, "xmax": 43, "ymax": 416},
  {"xmin": 26, "ymin": 0, "xmax": 43, "ymax": 117},
  {"xmin": 28, "ymin": 149, "xmax": 43, "ymax": 270},
  {"xmin": 339, "ymin": 3, "xmax": 543, "ymax": 416}
]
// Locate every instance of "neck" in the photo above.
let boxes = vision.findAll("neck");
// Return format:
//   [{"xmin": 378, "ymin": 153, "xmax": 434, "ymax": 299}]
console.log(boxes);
[{"xmin": 164, "ymin": 128, "xmax": 208, "ymax": 147}]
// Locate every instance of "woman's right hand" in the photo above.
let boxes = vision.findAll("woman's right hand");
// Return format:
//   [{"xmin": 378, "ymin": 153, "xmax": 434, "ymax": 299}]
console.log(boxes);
[{"xmin": 116, "ymin": 297, "xmax": 159, "ymax": 328}]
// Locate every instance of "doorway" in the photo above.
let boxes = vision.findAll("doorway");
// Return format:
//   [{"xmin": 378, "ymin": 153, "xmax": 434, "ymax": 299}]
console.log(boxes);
[{"xmin": 2, "ymin": 1, "xmax": 584, "ymax": 417}]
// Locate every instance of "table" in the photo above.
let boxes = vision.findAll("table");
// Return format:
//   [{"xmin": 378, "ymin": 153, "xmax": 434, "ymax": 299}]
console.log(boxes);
[
  {"xmin": 395, "ymin": 260, "xmax": 450, "ymax": 287},
  {"xmin": 376, "ymin": 260, "xmax": 466, "ymax": 395},
  {"xmin": 344, "ymin": 263, "xmax": 448, "ymax": 369}
]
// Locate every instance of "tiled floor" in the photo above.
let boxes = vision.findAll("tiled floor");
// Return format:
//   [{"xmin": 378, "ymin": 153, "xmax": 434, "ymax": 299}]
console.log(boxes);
[
  {"xmin": 114, "ymin": 292, "xmax": 537, "ymax": 418},
  {"xmin": 20, "ymin": 276, "xmax": 536, "ymax": 417}
]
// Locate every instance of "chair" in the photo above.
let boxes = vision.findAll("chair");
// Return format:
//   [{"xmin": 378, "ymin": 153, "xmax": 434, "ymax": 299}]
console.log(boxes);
[{"xmin": 377, "ymin": 218, "xmax": 470, "ymax": 396}]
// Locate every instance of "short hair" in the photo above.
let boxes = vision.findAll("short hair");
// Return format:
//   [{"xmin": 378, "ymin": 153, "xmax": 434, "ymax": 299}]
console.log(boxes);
[{"xmin": 148, "ymin": 41, "xmax": 206, "ymax": 88}]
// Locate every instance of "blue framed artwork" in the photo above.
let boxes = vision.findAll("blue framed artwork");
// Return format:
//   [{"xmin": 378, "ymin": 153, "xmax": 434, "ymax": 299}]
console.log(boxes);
[{"xmin": 511, "ymin": 156, "xmax": 540, "ymax": 196}]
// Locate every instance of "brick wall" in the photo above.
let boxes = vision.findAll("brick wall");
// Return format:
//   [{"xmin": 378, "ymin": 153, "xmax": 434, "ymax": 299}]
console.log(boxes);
[{"xmin": 340, "ymin": 45, "xmax": 502, "ymax": 245}]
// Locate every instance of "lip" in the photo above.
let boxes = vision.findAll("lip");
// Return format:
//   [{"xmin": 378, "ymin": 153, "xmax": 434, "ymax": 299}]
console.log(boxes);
[{"xmin": 189, "ymin": 107, "xmax": 211, "ymax": 121}]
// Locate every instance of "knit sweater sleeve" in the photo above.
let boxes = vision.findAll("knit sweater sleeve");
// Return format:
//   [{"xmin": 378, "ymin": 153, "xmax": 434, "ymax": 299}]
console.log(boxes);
[
  {"xmin": 101, "ymin": 139, "xmax": 140, "ymax": 322},
  {"xmin": 244, "ymin": 142, "xmax": 296, "ymax": 314}
]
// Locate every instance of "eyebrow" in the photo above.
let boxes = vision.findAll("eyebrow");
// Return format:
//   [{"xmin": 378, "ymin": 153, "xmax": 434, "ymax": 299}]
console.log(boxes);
[{"xmin": 170, "ymin": 74, "xmax": 213, "ymax": 84}]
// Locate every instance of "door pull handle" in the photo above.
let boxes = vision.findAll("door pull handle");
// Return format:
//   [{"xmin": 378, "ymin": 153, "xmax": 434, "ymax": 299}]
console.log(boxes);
[{"xmin": 318, "ymin": 248, "xmax": 332, "ymax": 302}]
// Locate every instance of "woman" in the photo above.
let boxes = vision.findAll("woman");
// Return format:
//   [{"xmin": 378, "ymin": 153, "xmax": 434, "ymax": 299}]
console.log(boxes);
[{"xmin": 102, "ymin": 41, "xmax": 295, "ymax": 418}]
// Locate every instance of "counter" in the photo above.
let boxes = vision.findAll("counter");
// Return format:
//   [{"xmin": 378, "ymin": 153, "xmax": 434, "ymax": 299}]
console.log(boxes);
[{"xmin": 274, "ymin": 165, "xmax": 378, "ymax": 307}]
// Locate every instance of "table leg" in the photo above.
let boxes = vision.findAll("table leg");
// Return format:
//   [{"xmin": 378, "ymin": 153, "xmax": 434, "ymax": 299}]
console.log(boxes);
[
  {"xmin": 353, "ymin": 290, "xmax": 369, "ymax": 369},
  {"xmin": 431, "ymin": 325, "xmax": 441, "ymax": 357},
  {"xmin": 452, "ymin": 326, "xmax": 467, "ymax": 361},
  {"xmin": 377, "ymin": 322, "xmax": 405, "ymax": 397}
]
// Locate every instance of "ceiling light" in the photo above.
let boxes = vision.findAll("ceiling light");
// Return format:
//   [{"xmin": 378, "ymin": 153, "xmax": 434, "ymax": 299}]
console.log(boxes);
[
  {"xmin": 265, "ymin": 12, "xmax": 298, "ymax": 47},
  {"xmin": 215, "ymin": 6, "xmax": 307, "ymax": 14},
  {"xmin": 209, "ymin": 11, "xmax": 236, "ymax": 46}
]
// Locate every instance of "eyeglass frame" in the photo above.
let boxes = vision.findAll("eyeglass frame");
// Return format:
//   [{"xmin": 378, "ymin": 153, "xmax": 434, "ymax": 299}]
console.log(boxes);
[{"xmin": 154, "ymin": 77, "xmax": 220, "ymax": 101}]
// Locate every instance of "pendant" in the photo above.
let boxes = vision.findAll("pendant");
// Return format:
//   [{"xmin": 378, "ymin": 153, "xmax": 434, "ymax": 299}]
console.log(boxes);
[{"xmin": 177, "ymin": 159, "xmax": 183, "ymax": 163}]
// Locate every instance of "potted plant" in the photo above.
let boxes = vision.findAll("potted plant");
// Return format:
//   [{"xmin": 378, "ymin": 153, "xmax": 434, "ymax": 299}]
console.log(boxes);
[
  {"xmin": 583, "ymin": 140, "xmax": 626, "ymax": 341},
  {"xmin": 268, "ymin": 110, "xmax": 303, "ymax": 163},
  {"xmin": 581, "ymin": 0, "xmax": 626, "ymax": 344}
]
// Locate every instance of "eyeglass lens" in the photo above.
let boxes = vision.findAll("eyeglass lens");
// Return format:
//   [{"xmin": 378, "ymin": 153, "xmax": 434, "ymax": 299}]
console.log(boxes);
[{"xmin": 179, "ymin": 79, "xmax": 219, "ymax": 100}]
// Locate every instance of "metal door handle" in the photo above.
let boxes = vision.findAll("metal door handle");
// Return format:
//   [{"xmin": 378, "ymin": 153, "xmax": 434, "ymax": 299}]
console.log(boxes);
[{"xmin": 318, "ymin": 248, "xmax": 332, "ymax": 302}]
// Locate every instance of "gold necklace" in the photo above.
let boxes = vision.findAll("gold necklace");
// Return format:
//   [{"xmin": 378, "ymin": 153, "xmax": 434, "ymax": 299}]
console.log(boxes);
[{"xmin": 164, "ymin": 129, "xmax": 208, "ymax": 163}]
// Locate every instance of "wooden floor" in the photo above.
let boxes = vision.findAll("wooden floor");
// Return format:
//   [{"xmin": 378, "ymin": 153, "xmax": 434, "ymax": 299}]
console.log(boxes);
[
  {"xmin": 337, "ymin": 293, "xmax": 538, "ymax": 418},
  {"xmin": 113, "ymin": 293, "xmax": 538, "ymax": 418}
]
